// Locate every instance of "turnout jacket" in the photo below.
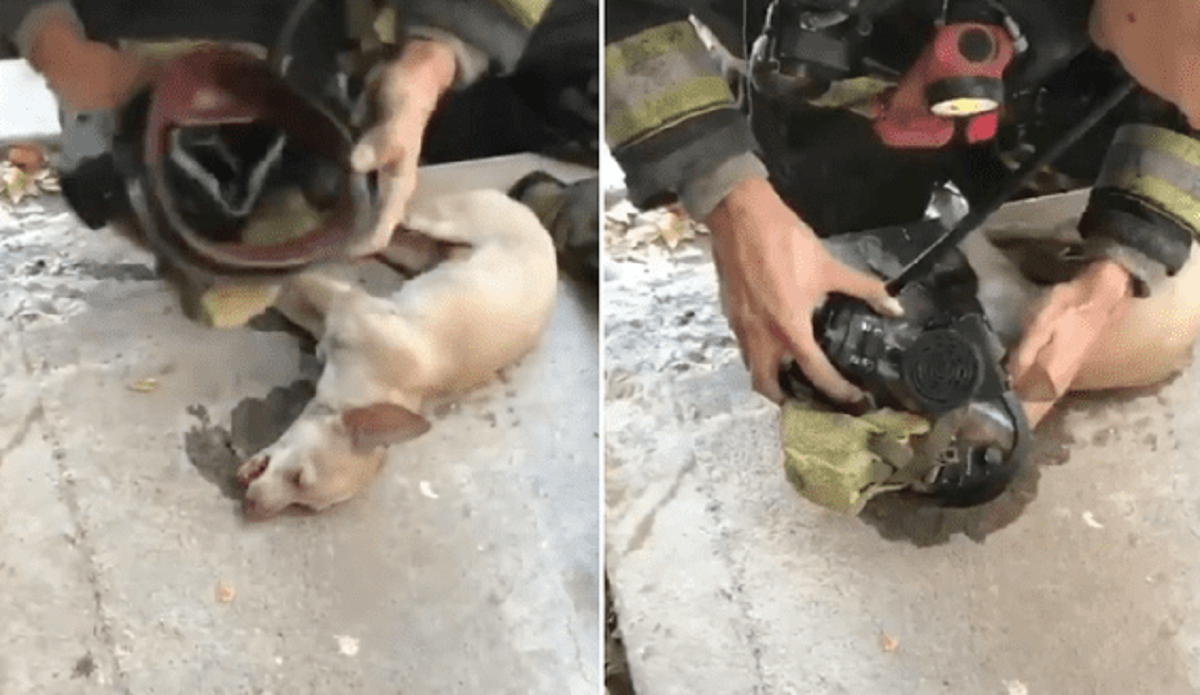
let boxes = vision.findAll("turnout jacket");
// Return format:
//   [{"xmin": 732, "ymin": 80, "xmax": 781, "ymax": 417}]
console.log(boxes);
[
  {"xmin": 2, "ymin": 0, "xmax": 563, "ymax": 89},
  {"xmin": 605, "ymin": 0, "xmax": 767, "ymax": 220},
  {"xmin": 605, "ymin": 0, "xmax": 1199, "ymax": 293}
]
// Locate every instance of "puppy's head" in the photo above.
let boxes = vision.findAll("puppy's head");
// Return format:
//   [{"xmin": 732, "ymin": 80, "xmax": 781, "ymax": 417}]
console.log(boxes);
[{"xmin": 236, "ymin": 403, "xmax": 431, "ymax": 520}]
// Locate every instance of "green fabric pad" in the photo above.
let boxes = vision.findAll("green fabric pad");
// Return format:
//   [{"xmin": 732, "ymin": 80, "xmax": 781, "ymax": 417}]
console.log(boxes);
[{"xmin": 780, "ymin": 401, "xmax": 931, "ymax": 515}]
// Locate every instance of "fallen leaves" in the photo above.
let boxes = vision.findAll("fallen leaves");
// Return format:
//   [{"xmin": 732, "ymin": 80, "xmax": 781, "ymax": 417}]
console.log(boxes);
[
  {"xmin": 2, "ymin": 144, "xmax": 59, "ymax": 206},
  {"xmin": 127, "ymin": 378, "xmax": 160, "ymax": 393},
  {"xmin": 7, "ymin": 144, "xmax": 45, "ymax": 173},
  {"xmin": 605, "ymin": 200, "xmax": 707, "ymax": 259}
]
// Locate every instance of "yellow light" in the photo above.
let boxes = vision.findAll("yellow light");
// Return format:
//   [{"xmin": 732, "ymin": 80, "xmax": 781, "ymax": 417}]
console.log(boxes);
[{"xmin": 930, "ymin": 97, "xmax": 1000, "ymax": 117}]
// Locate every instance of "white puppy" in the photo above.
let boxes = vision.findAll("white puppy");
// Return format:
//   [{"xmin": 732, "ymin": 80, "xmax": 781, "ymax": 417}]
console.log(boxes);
[
  {"xmin": 963, "ymin": 201, "xmax": 1200, "ymax": 399},
  {"xmin": 236, "ymin": 189, "xmax": 559, "ymax": 519}
]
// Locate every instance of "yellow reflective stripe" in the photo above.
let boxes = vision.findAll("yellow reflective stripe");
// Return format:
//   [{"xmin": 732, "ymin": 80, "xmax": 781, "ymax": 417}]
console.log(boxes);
[
  {"xmin": 373, "ymin": 5, "xmax": 397, "ymax": 44},
  {"xmin": 1106, "ymin": 172, "xmax": 1200, "ymax": 235},
  {"xmin": 344, "ymin": 0, "xmax": 379, "ymax": 44},
  {"xmin": 605, "ymin": 21, "xmax": 703, "ymax": 81},
  {"xmin": 606, "ymin": 76, "xmax": 732, "ymax": 146},
  {"xmin": 1117, "ymin": 124, "xmax": 1200, "ymax": 170},
  {"xmin": 492, "ymin": 0, "xmax": 551, "ymax": 28},
  {"xmin": 605, "ymin": 21, "xmax": 735, "ymax": 146}
]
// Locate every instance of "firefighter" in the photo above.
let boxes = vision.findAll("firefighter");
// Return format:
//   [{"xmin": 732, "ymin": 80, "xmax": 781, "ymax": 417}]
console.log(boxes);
[
  {"xmin": 3, "ymin": 0, "xmax": 599, "ymax": 284},
  {"xmin": 606, "ymin": 0, "xmax": 1200, "ymax": 426}
]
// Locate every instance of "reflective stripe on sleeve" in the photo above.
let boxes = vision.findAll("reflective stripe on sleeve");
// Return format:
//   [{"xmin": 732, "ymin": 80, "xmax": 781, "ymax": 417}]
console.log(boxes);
[{"xmin": 605, "ymin": 20, "xmax": 735, "ymax": 148}]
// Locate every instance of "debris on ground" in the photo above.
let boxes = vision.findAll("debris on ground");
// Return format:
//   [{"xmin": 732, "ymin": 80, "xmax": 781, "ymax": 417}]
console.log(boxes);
[
  {"xmin": 2, "ymin": 144, "xmax": 58, "ymax": 206},
  {"xmin": 879, "ymin": 633, "xmax": 898, "ymax": 653},
  {"xmin": 7, "ymin": 144, "xmax": 45, "ymax": 173},
  {"xmin": 335, "ymin": 635, "xmax": 360, "ymax": 657},
  {"xmin": 128, "ymin": 378, "xmax": 161, "ymax": 394},
  {"xmin": 215, "ymin": 581, "xmax": 236, "ymax": 604},
  {"xmin": 605, "ymin": 199, "xmax": 707, "ymax": 259}
]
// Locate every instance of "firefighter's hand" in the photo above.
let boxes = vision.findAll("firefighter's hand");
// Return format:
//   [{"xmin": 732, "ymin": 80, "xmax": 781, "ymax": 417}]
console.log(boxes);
[
  {"xmin": 22, "ymin": 5, "xmax": 156, "ymax": 112},
  {"xmin": 1007, "ymin": 258, "xmax": 1134, "ymax": 402},
  {"xmin": 348, "ymin": 39, "xmax": 457, "ymax": 258},
  {"xmin": 705, "ymin": 178, "xmax": 904, "ymax": 404}
]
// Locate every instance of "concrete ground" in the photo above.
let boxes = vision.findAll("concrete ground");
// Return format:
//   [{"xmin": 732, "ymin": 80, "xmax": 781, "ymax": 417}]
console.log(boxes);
[
  {"xmin": 0, "ymin": 159, "xmax": 599, "ymax": 692},
  {"xmin": 0, "ymin": 60, "xmax": 61, "ymax": 145},
  {"xmin": 605, "ymin": 197, "xmax": 1200, "ymax": 695}
]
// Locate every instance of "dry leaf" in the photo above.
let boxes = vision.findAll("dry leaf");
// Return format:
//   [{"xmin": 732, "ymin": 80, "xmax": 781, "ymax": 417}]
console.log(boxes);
[
  {"xmin": 7, "ymin": 144, "xmax": 45, "ymax": 173},
  {"xmin": 659, "ymin": 215, "xmax": 685, "ymax": 249},
  {"xmin": 1, "ymin": 161, "xmax": 60, "ymax": 207},
  {"xmin": 3, "ymin": 165, "xmax": 33, "ymax": 204},
  {"xmin": 34, "ymin": 170, "xmax": 60, "ymax": 193},
  {"xmin": 880, "ymin": 634, "xmax": 898, "ymax": 653},
  {"xmin": 127, "ymin": 378, "xmax": 160, "ymax": 393}
]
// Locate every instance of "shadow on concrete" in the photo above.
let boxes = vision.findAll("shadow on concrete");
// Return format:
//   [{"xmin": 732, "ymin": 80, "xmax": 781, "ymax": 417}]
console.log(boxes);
[
  {"xmin": 183, "ymin": 403, "xmax": 246, "ymax": 502},
  {"xmin": 181, "ymin": 309, "xmax": 322, "ymax": 501},
  {"xmin": 228, "ymin": 379, "xmax": 318, "ymax": 458},
  {"xmin": 858, "ymin": 379, "xmax": 1176, "ymax": 546}
]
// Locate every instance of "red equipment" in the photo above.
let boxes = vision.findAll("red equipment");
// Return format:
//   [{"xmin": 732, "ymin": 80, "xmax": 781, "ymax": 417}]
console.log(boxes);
[{"xmin": 871, "ymin": 23, "xmax": 1015, "ymax": 148}]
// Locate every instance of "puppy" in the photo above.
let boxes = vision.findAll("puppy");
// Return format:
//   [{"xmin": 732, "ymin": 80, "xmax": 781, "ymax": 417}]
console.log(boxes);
[
  {"xmin": 235, "ymin": 189, "xmax": 559, "ymax": 519},
  {"xmin": 963, "ymin": 211, "xmax": 1200, "ymax": 398}
]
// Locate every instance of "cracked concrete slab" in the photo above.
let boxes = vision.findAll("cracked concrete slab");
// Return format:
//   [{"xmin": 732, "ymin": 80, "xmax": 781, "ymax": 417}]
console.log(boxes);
[
  {"xmin": 0, "ymin": 156, "xmax": 598, "ymax": 694},
  {"xmin": 605, "ymin": 201, "xmax": 1200, "ymax": 695}
]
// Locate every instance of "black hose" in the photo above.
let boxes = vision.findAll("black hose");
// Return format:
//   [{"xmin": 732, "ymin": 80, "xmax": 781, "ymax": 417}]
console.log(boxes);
[
  {"xmin": 887, "ymin": 78, "xmax": 1136, "ymax": 292},
  {"xmin": 268, "ymin": 0, "xmax": 322, "ymax": 77}
]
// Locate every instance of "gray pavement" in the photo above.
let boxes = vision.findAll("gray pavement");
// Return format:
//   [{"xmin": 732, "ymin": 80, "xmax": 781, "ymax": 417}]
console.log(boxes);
[
  {"xmin": 605, "ymin": 203, "xmax": 1200, "ymax": 695},
  {"xmin": 0, "ymin": 60, "xmax": 60, "ymax": 146},
  {"xmin": 0, "ymin": 185, "xmax": 599, "ymax": 693}
]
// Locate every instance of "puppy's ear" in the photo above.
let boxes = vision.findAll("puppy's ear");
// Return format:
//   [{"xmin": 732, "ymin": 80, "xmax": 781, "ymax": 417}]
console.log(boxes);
[{"xmin": 342, "ymin": 403, "xmax": 431, "ymax": 452}]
